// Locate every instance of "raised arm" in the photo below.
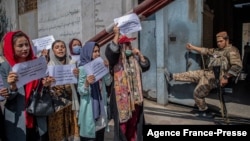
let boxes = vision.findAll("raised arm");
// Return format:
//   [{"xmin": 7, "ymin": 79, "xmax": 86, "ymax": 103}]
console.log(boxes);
[{"xmin": 186, "ymin": 43, "xmax": 203, "ymax": 53}]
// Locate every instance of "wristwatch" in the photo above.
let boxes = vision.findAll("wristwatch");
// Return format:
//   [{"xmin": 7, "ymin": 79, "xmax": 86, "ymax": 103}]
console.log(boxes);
[{"xmin": 223, "ymin": 75, "xmax": 229, "ymax": 79}]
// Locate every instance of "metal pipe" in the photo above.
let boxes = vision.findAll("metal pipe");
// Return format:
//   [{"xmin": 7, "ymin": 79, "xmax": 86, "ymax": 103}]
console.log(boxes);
[
  {"xmin": 140, "ymin": 0, "xmax": 174, "ymax": 17},
  {"xmin": 88, "ymin": 0, "xmax": 156, "ymax": 43},
  {"xmin": 88, "ymin": 0, "xmax": 174, "ymax": 47}
]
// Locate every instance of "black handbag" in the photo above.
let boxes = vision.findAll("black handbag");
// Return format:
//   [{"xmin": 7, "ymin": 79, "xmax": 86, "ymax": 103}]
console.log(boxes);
[{"xmin": 26, "ymin": 79, "xmax": 54, "ymax": 116}]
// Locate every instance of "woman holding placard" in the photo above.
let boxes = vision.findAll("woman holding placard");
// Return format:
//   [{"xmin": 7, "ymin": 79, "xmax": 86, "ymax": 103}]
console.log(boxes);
[
  {"xmin": 47, "ymin": 40, "xmax": 80, "ymax": 141},
  {"xmin": 0, "ymin": 31, "xmax": 53, "ymax": 141},
  {"xmin": 105, "ymin": 25, "xmax": 150, "ymax": 141}
]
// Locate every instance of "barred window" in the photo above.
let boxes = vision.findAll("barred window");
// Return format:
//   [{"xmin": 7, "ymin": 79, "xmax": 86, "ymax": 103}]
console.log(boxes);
[{"xmin": 18, "ymin": 0, "xmax": 37, "ymax": 14}]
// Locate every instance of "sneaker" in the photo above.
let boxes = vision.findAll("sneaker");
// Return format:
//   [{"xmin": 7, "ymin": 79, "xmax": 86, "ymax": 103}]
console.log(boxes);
[
  {"xmin": 164, "ymin": 67, "xmax": 172, "ymax": 82},
  {"xmin": 195, "ymin": 110, "xmax": 215, "ymax": 119}
]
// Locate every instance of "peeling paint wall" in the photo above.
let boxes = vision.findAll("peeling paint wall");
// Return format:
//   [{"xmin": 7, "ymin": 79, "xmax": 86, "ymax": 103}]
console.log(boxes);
[{"xmin": 139, "ymin": 0, "xmax": 204, "ymax": 105}]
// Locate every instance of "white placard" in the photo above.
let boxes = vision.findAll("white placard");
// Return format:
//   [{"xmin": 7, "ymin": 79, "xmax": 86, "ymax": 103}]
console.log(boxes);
[
  {"xmin": 12, "ymin": 57, "xmax": 48, "ymax": 88},
  {"xmin": 32, "ymin": 35, "xmax": 55, "ymax": 53},
  {"xmin": 81, "ymin": 57, "xmax": 109, "ymax": 82},
  {"xmin": 114, "ymin": 13, "xmax": 142, "ymax": 35},
  {"xmin": 71, "ymin": 55, "xmax": 80, "ymax": 62},
  {"xmin": 47, "ymin": 64, "xmax": 77, "ymax": 86}
]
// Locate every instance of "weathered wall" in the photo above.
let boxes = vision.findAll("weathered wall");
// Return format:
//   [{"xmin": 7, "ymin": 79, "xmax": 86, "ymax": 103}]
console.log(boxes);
[
  {"xmin": 158, "ymin": 0, "xmax": 203, "ymax": 105},
  {"xmin": 19, "ymin": 10, "xmax": 38, "ymax": 40},
  {"xmin": 36, "ymin": 0, "xmax": 138, "ymax": 57},
  {"xmin": 0, "ymin": 0, "xmax": 18, "ymax": 39},
  {"xmin": 37, "ymin": 0, "xmax": 83, "ymax": 45},
  {"xmin": 36, "ymin": 0, "xmax": 137, "ymax": 46}
]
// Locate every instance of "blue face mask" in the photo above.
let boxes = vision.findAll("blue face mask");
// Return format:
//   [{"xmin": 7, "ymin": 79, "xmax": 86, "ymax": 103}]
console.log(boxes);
[{"xmin": 72, "ymin": 46, "xmax": 81, "ymax": 55}]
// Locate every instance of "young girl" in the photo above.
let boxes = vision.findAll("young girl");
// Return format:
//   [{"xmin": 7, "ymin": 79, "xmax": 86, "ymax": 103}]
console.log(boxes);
[{"xmin": 78, "ymin": 42, "xmax": 112, "ymax": 141}]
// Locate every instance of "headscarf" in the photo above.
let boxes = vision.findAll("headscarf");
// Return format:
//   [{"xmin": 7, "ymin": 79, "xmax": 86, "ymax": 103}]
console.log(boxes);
[
  {"xmin": 3, "ymin": 31, "xmax": 38, "ymax": 128},
  {"xmin": 48, "ymin": 40, "xmax": 71, "ymax": 65},
  {"xmin": 79, "ymin": 42, "xmax": 96, "ymax": 67},
  {"xmin": 79, "ymin": 41, "xmax": 105, "ymax": 120},
  {"xmin": 118, "ymin": 35, "xmax": 136, "ymax": 44},
  {"xmin": 69, "ymin": 38, "xmax": 82, "ymax": 55},
  {"xmin": 47, "ymin": 40, "xmax": 80, "ymax": 112}
]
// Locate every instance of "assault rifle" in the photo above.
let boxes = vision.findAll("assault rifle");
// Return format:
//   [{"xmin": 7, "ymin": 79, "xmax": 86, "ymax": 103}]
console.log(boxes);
[{"xmin": 213, "ymin": 66, "xmax": 229, "ymax": 124}]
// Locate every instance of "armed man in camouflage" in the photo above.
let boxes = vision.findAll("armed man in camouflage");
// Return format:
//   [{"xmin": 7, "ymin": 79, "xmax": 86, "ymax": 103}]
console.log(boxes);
[{"xmin": 165, "ymin": 31, "xmax": 242, "ymax": 118}]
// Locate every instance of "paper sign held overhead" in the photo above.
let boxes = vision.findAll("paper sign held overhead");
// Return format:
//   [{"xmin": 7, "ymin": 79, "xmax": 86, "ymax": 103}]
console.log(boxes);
[
  {"xmin": 114, "ymin": 13, "xmax": 142, "ymax": 35},
  {"xmin": 32, "ymin": 35, "xmax": 55, "ymax": 53}
]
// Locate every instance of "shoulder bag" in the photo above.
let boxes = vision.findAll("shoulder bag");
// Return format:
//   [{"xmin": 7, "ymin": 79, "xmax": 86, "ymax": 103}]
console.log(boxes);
[{"xmin": 26, "ymin": 79, "xmax": 55, "ymax": 116}]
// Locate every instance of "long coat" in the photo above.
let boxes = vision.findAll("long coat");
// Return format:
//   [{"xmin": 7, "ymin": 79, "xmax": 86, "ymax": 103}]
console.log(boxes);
[
  {"xmin": 105, "ymin": 42, "xmax": 150, "ymax": 141},
  {"xmin": 0, "ymin": 61, "xmax": 47, "ymax": 141},
  {"xmin": 77, "ymin": 67, "xmax": 112, "ymax": 138}
]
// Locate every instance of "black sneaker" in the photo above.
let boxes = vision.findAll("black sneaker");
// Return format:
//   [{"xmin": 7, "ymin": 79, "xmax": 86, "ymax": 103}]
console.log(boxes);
[
  {"xmin": 164, "ymin": 67, "xmax": 172, "ymax": 82},
  {"xmin": 195, "ymin": 110, "xmax": 215, "ymax": 119}
]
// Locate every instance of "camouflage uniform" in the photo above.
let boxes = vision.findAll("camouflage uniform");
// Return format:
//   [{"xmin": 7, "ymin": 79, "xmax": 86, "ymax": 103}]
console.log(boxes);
[{"xmin": 173, "ymin": 44, "xmax": 242, "ymax": 111}]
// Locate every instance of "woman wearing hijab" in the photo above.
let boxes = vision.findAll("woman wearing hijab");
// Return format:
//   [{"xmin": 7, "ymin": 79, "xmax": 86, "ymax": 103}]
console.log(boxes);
[
  {"xmin": 69, "ymin": 38, "xmax": 82, "ymax": 67},
  {"xmin": 47, "ymin": 40, "xmax": 80, "ymax": 141},
  {"xmin": 105, "ymin": 25, "xmax": 150, "ymax": 141},
  {"xmin": 69, "ymin": 38, "xmax": 82, "ymax": 56},
  {"xmin": 0, "ymin": 31, "xmax": 53, "ymax": 141},
  {"xmin": 78, "ymin": 42, "xmax": 112, "ymax": 141}
]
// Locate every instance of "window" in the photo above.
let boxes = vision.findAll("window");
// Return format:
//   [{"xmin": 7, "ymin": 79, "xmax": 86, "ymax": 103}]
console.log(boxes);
[{"xmin": 18, "ymin": 0, "xmax": 37, "ymax": 14}]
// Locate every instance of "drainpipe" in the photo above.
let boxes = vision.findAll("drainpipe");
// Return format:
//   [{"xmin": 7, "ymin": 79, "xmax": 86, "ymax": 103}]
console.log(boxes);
[{"xmin": 88, "ymin": 0, "xmax": 174, "ymax": 47}]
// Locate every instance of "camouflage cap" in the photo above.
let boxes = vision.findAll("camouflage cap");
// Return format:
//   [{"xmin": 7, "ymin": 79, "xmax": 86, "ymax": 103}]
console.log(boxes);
[{"xmin": 216, "ymin": 31, "xmax": 229, "ymax": 40}]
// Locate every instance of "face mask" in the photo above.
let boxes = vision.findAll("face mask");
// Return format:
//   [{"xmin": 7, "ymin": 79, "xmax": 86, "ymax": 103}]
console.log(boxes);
[
  {"xmin": 125, "ymin": 50, "xmax": 132, "ymax": 57},
  {"xmin": 72, "ymin": 45, "xmax": 81, "ymax": 55}
]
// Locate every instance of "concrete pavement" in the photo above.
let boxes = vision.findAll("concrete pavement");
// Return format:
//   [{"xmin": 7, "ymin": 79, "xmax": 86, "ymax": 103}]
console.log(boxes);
[{"xmin": 105, "ymin": 80, "xmax": 250, "ymax": 140}]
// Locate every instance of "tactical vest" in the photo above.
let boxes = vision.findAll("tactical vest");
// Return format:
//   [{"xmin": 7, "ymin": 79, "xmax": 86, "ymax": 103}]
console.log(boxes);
[{"xmin": 208, "ymin": 50, "xmax": 229, "ymax": 72}]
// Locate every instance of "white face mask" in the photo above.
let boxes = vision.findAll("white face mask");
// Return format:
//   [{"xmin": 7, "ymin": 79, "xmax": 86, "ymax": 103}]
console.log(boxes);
[{"xmin": 72, "ymin": 45, "xmax": 81, "ymax": 55}]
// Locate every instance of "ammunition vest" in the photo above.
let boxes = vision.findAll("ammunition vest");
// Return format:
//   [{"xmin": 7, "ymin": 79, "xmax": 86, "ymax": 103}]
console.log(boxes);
[{"xmin": 208, "ymin": 51, "xmax": 229, "ymax": 71}]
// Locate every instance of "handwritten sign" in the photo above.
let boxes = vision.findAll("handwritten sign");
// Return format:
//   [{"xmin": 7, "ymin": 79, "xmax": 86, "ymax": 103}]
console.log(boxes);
[
  {"xmin": 81, "ymin": 57, "xmax": 108, "ymax": 82},
  {"xmin": 47, "ymin": 64, "xmax": 77, "ymax": 86},
  {"xmin": 0, "ymin": 74, "xmax": 5, "ymax": 101},
  {"xmin": 114, "ymin": 13, "xmax": 142, "ymax": 35},
  {"xmin": 12, "ymin": 57, "xmax": 48, "ymax": 88},
  {"xmin": 32, "ymin": 35, "xmax": 55, "ymax": 53}
]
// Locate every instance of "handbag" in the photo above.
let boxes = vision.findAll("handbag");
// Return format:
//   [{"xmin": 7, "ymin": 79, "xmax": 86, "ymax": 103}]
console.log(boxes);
[{"xmin": 26, "ymin": 79, "xmax": 55, "ymax": 116}]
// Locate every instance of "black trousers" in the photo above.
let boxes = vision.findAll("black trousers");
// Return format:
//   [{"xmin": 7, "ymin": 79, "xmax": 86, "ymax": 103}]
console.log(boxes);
[
  {"xmin": 80, "ymin": 128, "xmax": 105, "ymax": 141},
  {"xmin": 0, "ymin": 108, "xmax": 6, "ymax": 141},
  {"xmin": 26, "ymin": 117, "xmax": 49, "ymax": 141},
  {"xmin": 26, "ymin": 127, "xmax": 49, "ymax": 141}
]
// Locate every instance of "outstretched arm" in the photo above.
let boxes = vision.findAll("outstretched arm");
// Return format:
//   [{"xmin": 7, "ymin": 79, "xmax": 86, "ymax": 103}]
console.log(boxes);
[{"xmin": 186, "ymin": 43, "xmax": 203, "ymax": 53}]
